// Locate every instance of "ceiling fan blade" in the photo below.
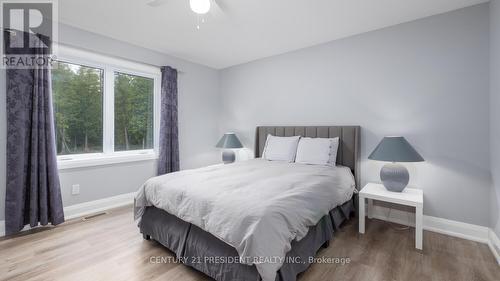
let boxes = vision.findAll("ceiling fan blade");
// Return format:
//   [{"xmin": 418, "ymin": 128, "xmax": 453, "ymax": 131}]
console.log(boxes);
[
  {"xmin": 147, "ymin": 0, "xmax": 169, "ymax": 7},
  {"xmin": 212, "ymin": 0, "xmax": 228, "ymax": 13}
]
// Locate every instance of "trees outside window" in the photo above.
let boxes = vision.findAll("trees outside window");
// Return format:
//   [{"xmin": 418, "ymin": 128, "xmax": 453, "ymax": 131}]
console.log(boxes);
[
  {"xmin": 114, "ymin": 72, "xmax": 154, "ymax": 151},
  {"xmin": 52, "ymin": 61, "xmax": 157, "ymax": 157},
  {"xmin": 52, "ymin": 61, "xmax": 103, "ymax": 155}
]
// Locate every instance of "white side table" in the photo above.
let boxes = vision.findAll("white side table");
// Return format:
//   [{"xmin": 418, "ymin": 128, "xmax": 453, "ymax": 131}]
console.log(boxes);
[{"xmin": 358, "ymin": 183, "xmax": 424, "ymax": 250}]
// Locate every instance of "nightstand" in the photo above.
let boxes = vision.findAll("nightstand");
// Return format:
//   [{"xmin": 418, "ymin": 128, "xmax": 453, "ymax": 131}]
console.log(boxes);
[{"xmin": 358, "ymin": 183, "xmax": 424, "ymax": 250}]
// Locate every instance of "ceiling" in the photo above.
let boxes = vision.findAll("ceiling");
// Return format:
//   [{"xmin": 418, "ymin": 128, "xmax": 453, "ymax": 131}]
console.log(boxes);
[{"xmin": 59, "ymin": 0, "xmax": 488, "ymax": 69}]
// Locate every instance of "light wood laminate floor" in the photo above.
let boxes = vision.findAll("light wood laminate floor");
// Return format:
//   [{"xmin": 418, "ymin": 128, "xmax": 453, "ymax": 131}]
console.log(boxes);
[{"xmin": 1, "ymin": 206, "xmax": 498, "ymax": 281}]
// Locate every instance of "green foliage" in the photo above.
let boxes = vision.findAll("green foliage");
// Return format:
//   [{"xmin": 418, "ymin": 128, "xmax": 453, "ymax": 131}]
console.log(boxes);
[
  {"xmin": 51, "ymin": 62, "xmax": 154, "ymax": 155},
  {"xmin": 114, "ymin": 72, "xmax": 154, "ymax": 151},
  {"xmin": 52, "ymin": 61, "xmax": 103, "ymax": 155}
]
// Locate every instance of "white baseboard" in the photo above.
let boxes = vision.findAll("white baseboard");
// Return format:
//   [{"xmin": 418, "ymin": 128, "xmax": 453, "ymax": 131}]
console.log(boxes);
[
  {"xmin": 0, "ymin": 192, "xmax": 135, "ymax": 237},
  {"xmin": 370, "ymin": 205, "xmax": 490, "ymax": 243},
  {"xmin": 64, "ymin": 192, "xmax": 135, "ymax": 220},
  {"xmin": 370, "ymin": 205, "xmax": 417, "ymax": 227},
  {"xmin": 424, "ymin": 215, "xmax": 489, "ymax": 244},
  {"xmin": 369, "ymin": 205, "xmax": 499, "ymax": 264},
  {"xmin": 488, "ymin": 229, "xmax": 500, "ymax": 265}
]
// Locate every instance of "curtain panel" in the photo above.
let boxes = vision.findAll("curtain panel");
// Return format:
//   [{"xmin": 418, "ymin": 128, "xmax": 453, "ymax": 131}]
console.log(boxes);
[
  {"xmin": 5, "ymin": 30, "xmax": 64, "ymax": 235},
  {"xmin": 157, "ymin": 66, "xmax": 180, "ymax": 175}
]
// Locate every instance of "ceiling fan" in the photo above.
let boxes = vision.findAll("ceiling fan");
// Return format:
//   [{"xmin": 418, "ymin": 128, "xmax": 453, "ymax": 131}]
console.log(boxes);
[{"xmin": 146, "ymin": 0, "xmax": 225, "ymax": 15}]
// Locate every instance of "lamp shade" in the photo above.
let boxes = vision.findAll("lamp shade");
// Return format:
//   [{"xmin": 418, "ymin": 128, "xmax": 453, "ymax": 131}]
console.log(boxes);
[
  {"xmin": 216, "ymin": 133, "xmax": 243, "ymax": 149},
  {"xmin": 368, "ymin": 136, "xmax": 424, "ymax": 162}
]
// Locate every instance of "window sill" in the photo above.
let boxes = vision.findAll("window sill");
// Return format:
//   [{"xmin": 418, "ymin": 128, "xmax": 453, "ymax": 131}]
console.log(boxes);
[{"xmin": 57, "ymin": 152, "xmax": 158, "ymax": 170}]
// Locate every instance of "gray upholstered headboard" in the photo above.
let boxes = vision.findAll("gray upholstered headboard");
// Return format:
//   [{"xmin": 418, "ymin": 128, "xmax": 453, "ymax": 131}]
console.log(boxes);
[{"xmin": 255, "ymin": 126, "xmax": 361, "ymax": 189}]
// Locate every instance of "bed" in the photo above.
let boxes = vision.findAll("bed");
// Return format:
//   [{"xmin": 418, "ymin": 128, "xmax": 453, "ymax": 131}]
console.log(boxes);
[{"xmin": 135, "ymin": 126, "xmax": 360, "ymax": 281}]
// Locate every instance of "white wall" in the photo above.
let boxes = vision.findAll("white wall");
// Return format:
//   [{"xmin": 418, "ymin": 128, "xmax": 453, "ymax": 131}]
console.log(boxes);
[
  {"xmin": 0, "ymin": 24, "xmax": 221, "ymax": 220},
  {"xmin": 219, "ymin": 4, "xmax": 491, "ymax": 226},
  {"xmin": 490, "ymin": 0, "xmax": 500, "ymax": 237}
]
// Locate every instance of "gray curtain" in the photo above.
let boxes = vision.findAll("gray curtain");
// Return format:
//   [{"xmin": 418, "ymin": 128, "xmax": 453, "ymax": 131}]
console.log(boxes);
[
  {"xmin": 5, "ymin": 30, "xmax": 64, "ymax": 235},
  {"xmin": 157, "ymin": 66, "xmax": 180, "ymax": 175}
]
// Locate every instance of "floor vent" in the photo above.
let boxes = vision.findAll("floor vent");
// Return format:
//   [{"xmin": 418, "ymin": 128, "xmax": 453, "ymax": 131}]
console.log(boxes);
[{"xmin": 82, "ymin": 212, "xmax": 107, "ymax": 221}]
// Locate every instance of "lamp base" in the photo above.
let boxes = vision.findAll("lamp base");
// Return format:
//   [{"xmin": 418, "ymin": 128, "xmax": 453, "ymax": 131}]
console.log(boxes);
[
  {"xmin": 380, "ymin": 163, "xmax": 409, "ymax": 192},
  {"xmin": 222, "ymin": 150, "xmax": 235, "ymax": 164}
]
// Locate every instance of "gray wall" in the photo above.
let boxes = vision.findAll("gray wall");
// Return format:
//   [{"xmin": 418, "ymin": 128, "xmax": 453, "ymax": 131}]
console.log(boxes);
[
  {"xmin": 0, "ymin": 4, "xmax": 495, "ymax": 228},
  {"xmin": 490, "ymin": 0, "xmax": 500, "ymax": 237},
  {"xmin": 219, "ymin": 4, "xmax": 491, "ymax": 226},
  {"xmin": 0, "ymin": 24, "xmax": 221, "ymax": 220}
]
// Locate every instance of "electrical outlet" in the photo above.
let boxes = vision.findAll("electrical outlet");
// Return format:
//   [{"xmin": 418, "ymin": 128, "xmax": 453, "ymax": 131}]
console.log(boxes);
[{"xmin": 71, "ymin": 184, "xmax": 80, "ymax": 195}]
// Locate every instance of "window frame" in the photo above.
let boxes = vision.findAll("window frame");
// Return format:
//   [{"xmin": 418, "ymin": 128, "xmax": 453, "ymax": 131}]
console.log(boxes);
[{"xmin": 55, "ymin": 45, "xmax": 161, "ymax": 170}]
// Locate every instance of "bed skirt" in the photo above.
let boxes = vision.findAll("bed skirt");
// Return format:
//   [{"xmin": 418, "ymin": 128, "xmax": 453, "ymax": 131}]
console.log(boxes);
[{"xmin": 139, "ymin": 198, "xmax": 354, "ymax": 281}]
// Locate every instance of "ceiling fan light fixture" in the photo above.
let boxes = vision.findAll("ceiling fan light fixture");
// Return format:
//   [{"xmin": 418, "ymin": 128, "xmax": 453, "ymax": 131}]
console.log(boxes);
[{"xmin": 190, "ymin": 0, "xmax": 211, "ymax": 14}]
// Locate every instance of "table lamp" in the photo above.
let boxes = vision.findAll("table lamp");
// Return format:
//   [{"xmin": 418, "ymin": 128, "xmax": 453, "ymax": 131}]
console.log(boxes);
[
  {"xmin": 368, "ymin": 136, "xmax": 424, "ymax": 192},
  {"xmin": 216, "ymin": 132, "xmax": 243, "ymax": 164}
]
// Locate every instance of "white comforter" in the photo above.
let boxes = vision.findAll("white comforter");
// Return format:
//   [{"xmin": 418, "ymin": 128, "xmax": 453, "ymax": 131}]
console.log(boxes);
[{"xmin": 134, "ymin": 159, "xmax": 355, "ymax": 281}]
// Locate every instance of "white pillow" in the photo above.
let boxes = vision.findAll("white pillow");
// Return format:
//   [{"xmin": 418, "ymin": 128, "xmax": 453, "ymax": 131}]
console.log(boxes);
[
  {"xmin": 328, "ymin": 137, "xmax": 340, "ymax": 166},
  {"xmin": 262, "ymin": 135, "xmax": 300, "ymax": 162},
  {"xmin": 295, "ymin": 137, "xmax": 340, "ymax": 166}
]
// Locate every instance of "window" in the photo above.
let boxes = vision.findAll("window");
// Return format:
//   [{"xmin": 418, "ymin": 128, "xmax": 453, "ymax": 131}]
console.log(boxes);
[
  {"xmin": 52, "ymin": 61, "xmax": 104, "ymax": 155},
  {"xmin": 53, "ymin": 45, "xmax": 160, "ymax": 169},
  {"xmin": 114, "ymin": 72, "xmax": 154, "ymax": 151}
]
